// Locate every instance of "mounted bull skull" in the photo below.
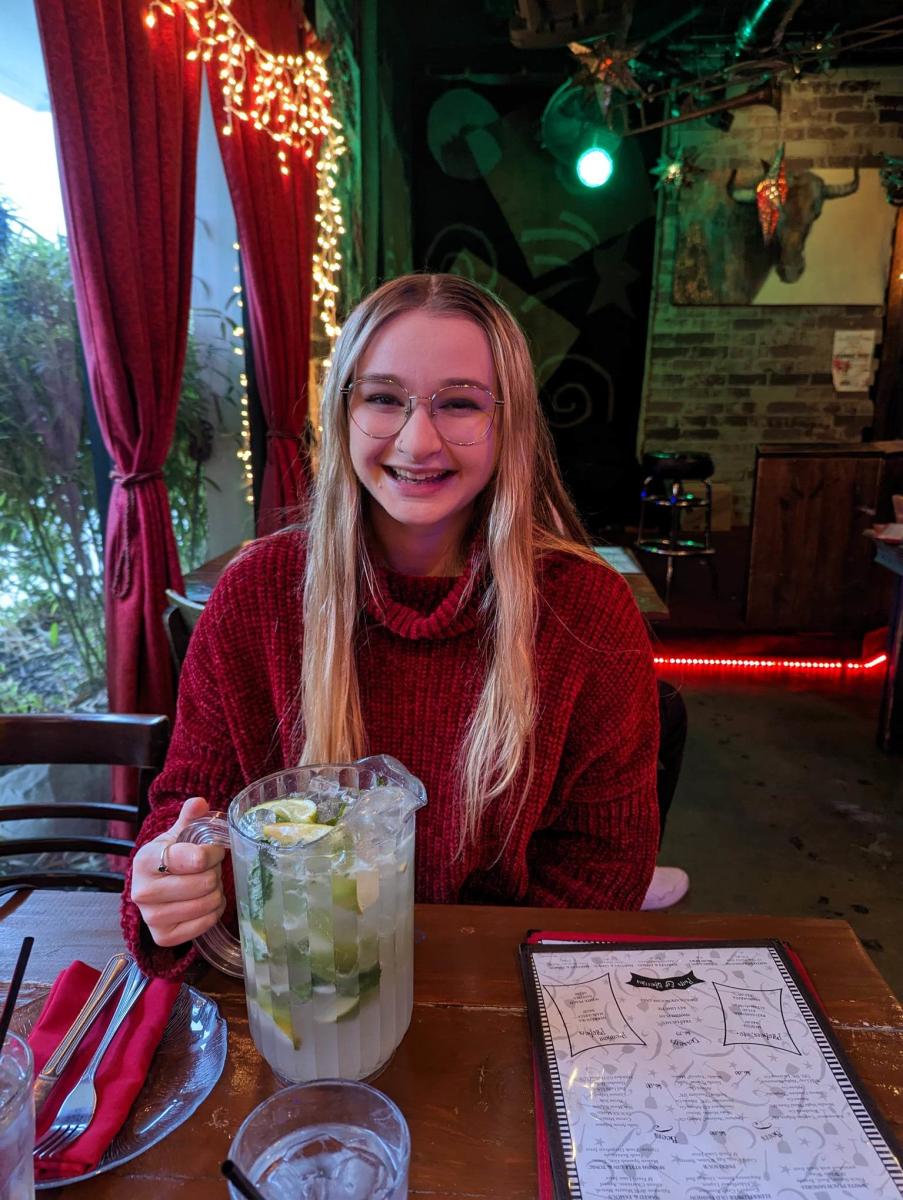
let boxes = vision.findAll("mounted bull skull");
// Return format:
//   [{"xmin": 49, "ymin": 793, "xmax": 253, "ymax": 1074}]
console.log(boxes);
[{"xmin": 727, "ymin": 162, "xmax": 859, "ymax": 283}]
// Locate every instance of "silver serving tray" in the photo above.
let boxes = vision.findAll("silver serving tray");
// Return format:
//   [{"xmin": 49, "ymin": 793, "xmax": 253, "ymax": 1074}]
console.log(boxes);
[{"xmin": 13, "ymin": 983, "xmax": 227, "ymax": 1189}]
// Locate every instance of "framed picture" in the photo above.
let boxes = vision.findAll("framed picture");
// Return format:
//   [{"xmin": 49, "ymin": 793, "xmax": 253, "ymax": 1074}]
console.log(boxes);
[{"xmin": 673, "ymin": 164, "xmax": 896, "ymax": 305}]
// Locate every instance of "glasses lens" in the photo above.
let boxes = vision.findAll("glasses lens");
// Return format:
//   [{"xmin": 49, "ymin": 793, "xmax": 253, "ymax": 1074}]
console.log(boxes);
[
  {"xmin": 348, "ymin": 381, "xmax": 409, "ymax": 438},
  {"xmin": 431, "ymin": 386, "xmax": 496, "ymax": 444}
]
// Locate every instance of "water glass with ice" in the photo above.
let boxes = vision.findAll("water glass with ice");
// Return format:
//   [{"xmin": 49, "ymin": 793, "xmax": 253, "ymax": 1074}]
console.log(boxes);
[
  {"xmin": 0, "ymin": 1031, "xmax": 35, "ymax": 1200},
  {"xmin": 227, "ymin": 1079, "xmax": 410, "ymax": 1200}
]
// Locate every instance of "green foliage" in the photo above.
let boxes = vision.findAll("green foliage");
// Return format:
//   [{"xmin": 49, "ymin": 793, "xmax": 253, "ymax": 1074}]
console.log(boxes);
[
  {"xmin": 0, "ymin": 211, "xmax": 106, "ymax": 697},
  {"xmin": 0, "ymin": 198, "xmax": 234, "ymax": 711}
]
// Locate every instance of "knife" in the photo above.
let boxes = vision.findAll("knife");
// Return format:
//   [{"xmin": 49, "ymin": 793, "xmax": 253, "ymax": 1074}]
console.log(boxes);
[{"xmin": 32, "ymin": 950, "xmax": 133, "ymax": 1117}]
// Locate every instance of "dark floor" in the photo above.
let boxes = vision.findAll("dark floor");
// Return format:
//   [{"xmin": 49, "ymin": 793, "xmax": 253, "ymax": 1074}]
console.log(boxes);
[{"xmin": 659, "ymin": 667, "xmax": 903, "ymax": 998}]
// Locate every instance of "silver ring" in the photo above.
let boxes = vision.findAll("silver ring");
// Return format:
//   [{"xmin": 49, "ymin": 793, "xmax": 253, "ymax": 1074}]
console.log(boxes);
[{"xmin": 157, "ymin": 843, "xmax": 172, "ymax": 875}]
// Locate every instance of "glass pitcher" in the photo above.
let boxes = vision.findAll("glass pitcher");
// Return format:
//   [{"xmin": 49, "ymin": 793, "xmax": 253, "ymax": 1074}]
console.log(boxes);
[{"xmin": 177, "ymin": 756, "xmax": 426, "ymax": 1083}]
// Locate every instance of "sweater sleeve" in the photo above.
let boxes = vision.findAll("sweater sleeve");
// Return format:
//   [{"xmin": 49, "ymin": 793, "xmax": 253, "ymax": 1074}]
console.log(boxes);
[
  {"xmin": 120, "ymin": 572, "xmax": 249, "ymax": 979},
  {"xmin": 524, "ymin": 572, "xmax": 659, "ymax": 911}
]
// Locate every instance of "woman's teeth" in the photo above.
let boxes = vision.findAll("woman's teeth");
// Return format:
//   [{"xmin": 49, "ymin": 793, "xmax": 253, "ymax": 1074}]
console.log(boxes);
[{"xmin": 387, "ymin": 467, "xmax": 451, "ymax": 483}]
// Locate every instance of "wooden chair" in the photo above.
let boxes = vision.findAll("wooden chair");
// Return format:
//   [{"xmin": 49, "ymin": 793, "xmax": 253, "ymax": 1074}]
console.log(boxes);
[
  {"xmin": 163, "ymin": 589, "xmax": 205, "ymax": 679},
  {"xmin": 0, "ymin": 712, "xmax": 170, "ymax": 893}
]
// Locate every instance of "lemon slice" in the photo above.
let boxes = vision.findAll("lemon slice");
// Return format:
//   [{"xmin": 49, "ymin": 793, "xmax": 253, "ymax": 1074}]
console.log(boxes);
[
  {"xmin": 262, "ymin": 822, "xmax": 332, "ymax": 847},
  {"xmin": 247, "ymin": 797, "xmax": 318, "ymax": 825}
]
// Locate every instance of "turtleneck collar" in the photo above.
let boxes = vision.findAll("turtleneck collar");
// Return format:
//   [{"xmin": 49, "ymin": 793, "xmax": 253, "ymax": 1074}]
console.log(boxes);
[{"xmin": 363, "ymin": 543, "xmax": 486, "ymax": 640}]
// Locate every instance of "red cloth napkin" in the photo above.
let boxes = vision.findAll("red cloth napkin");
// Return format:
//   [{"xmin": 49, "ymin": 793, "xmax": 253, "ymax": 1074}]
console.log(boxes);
[
  {"xmin": 28, "ymin": 960, "xmax": 180, "ymax": 1181},
  {"xmin": 525, "ymin": 932, "xmax": 825, "ymax": 1200}
]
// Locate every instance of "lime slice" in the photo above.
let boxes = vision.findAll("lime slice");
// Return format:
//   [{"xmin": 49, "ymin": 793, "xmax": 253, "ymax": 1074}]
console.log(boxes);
[
  {"xmin": 314, "ymin": 993, "xmax": 360, "ymax": 1023},
  {"xmin": 332, "ymin": 869, "xmax": 380, "ymax": 913},
  {"xmin": 331, "ymin": 875, "xmax": 357, "ymax": 911},
  {"xmin": 262, "ymin": 822, "xmax": 332, "ymax": 847},
  {"xmin": 247, "ymin": 797, "xmax": 318, "ymax": 825},
  {"xmin": 252, "ymin": 991, "xmax": 303, "ymax": 1048}
]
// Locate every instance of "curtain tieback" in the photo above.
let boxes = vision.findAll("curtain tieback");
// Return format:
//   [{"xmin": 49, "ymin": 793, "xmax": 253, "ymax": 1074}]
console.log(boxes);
[
  {"xmin": 266, "ymin": 430, "xmax": 303, "ymax": 442},
  {"xmin": 109, "ymin": 469, "xmax": 164, "ymax": 486},
  {"xmin": 108, "ymin": 470, "xmax": 164, "ymax": 599}
]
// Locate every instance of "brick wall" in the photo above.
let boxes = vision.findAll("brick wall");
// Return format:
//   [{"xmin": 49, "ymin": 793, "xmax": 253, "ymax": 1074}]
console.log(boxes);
[{"xmin": 639, "ymin": 66, "xmax": 903, "ymax": 523}]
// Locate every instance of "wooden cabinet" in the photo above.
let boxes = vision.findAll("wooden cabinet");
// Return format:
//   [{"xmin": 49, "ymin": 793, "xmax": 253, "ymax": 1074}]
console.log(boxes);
[{"xmin": 746, "ymin": 442, "xmax": 903, "ymax": 632}]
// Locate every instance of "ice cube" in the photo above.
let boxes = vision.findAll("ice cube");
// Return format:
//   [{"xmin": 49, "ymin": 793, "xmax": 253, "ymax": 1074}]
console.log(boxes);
[
  {"xmin": 237, "ymin": 806, "xmax": 279, "ymax": 839},
  {"xmin": 263, "ymin": 1140, "xmax": 389, "ymax": 1200},
  {"xmin": 306, "ymin": 775, "xmax": 343, "ymax": 794},
  {"xmin": 314, "ymin": 786, "xmax": 358, "ymax": 826},
  {"xmin": 342, "ymin": 786, "xmax": 410, "ymax": 857}
]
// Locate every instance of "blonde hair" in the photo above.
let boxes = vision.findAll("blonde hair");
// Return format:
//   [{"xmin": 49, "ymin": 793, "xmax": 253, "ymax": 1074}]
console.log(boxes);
[{"xmin": 299, "ymin": 273, "xmax": 600, "ymax": 852}]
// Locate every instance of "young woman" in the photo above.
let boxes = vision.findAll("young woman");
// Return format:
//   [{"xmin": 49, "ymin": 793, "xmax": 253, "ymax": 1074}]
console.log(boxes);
[{"xmin": 124, "ymin": 273, "xmax": 668, "ymax": 978}]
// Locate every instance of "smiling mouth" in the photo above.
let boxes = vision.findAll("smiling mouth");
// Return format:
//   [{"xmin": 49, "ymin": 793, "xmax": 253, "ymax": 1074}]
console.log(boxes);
[{"xmin": 384, "ymin": 466, "xmax": 453, "ymax": 484}]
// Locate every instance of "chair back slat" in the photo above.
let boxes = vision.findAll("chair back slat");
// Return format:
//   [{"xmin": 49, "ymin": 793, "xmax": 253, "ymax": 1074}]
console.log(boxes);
[
  {"xmin": 0, "ymin": 712, "xmax": 169, "ymax": 893},
  {"xmin": 0, "ymin": 836, "xmax": 137, "ymax": 858},
  {"xmin": 0, "ymin": 713, "xmax": 169, "ymax": 769},
  {"xmin": 0, "ymin": 872, "xmax": 127, "ymax": 894},
  {"xmin": 0, "ymin": 803, "xmax": 140, "ymax": 824}
]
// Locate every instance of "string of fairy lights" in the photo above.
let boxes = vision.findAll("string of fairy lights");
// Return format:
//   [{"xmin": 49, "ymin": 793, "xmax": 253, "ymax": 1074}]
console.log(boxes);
[
  {"xmin": 228, "ymin": 242, "xmax": 254, "ymax": 504},
  {"xmin": 145, "ymin": 0, "xmax": 347, "ymax": 496}
]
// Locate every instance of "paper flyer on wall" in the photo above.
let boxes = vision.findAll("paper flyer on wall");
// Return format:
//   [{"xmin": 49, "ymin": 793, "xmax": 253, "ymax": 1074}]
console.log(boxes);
[
  {"xmin": 520, "ymin": 940, "xmax": 903, "ymax": 1200},
  {"xmin": 831, "ymin": 328, "xmax": 877, "ymax": 392}
]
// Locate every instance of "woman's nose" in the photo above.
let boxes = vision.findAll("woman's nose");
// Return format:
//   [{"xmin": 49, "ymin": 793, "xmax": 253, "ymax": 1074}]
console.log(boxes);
[{"xmin": 395, "ymin": 400, "xmax": 444, "ymax": 458}]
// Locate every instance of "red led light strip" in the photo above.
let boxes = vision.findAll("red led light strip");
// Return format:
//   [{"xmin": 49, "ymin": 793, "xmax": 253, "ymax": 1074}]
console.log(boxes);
[{"xmin": 652, "ymin": 653, "xmax": 887, "ymax": 672}]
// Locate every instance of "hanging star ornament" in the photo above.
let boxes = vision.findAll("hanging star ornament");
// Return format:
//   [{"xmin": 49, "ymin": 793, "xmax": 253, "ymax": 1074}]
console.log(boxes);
[
  {"xmin": 568, "ymin": 39, "xmax": 642, "ymax": 118},
  {"xmin": 755, "ymin": 144, "xmax": 788, "ymax": 244},
  {"xmin": 651, "ymin": 148, "xmax": 701, "ymax": 192}
]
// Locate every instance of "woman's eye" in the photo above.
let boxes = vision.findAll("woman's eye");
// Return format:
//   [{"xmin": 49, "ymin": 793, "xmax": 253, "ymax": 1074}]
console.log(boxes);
[
  {"xmin": 438, "ymin": 397, "xmax": 479, "ymax": 412},
  {"xmin": 366, "ymin": 392, "xmax": 405, "ymax": 407}
]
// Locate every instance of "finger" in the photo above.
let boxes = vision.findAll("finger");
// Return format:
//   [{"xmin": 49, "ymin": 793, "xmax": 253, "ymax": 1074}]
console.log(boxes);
[
  {"xmin": 131, "ymin": 865, "xmax": 222, "ymax": 906},
  {"xmin": 140, "ymin": 840, "xmax": 225, "ymax": 877},
  {"xmin": 170, "ymin": 796, "xmax": 211, "ymax": 833},
  {"xmin": 166, "ymin": 841, "xmax": 226, "ymax": 874},
  {"xmin": 152, "ymin": 901, "xmax": 227, "ymax": 948},
  {"xmin": 141, "ymin": 888, "xmax": 225, "ymax": 931}
]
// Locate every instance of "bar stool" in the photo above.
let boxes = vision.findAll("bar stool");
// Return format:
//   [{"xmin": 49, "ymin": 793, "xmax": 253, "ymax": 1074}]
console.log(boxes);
[{"xmin": 636, "ymin": 451, "xmax": 716, "ymax": 602}]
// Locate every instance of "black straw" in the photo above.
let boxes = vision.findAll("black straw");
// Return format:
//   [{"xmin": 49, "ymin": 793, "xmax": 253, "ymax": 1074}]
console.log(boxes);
[
  {"xmin": 221, "ymin": 1159, "xmax": 267, "ymax": 1200},
  {"xmin": 0, "ymin": 937, "xmax": 34, "ymax": 1055}
]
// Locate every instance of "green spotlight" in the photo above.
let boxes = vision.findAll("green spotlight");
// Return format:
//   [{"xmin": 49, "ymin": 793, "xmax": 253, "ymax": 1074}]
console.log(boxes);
[{"xmin": 576, "ymin": 147, "xmax": 614, "ymax": 188}]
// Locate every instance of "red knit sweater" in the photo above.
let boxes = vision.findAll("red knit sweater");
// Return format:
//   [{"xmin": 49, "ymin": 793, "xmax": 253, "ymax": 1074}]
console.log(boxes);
[{"xmin": 121, "ymin": 531, "xmax": 659, "ymax": 977}]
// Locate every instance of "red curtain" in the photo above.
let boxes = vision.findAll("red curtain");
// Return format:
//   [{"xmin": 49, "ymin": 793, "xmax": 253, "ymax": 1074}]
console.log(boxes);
[
  {"xmin": 205, "ymin": 0, "xmax": 319, "ymax": 533},
  {"xmin": 35, "ymin": 2, "xmax": 201, "ymax": 724}
]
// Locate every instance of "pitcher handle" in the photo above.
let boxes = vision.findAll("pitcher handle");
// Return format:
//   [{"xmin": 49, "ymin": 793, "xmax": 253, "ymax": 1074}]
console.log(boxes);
[{"xmin": 176, "ymin": 814, "xmax": 244, "ymax": 978}]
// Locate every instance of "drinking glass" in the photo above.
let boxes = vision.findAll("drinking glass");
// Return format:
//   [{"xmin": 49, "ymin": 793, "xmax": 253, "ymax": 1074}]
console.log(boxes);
[
  {"xmin": 227, "ymin": 1079, "xmax": 410, "ymax": 1200},
  {"xmin": 0, "ymin": 1032, "xmax": 35, "ymax": 1200}
]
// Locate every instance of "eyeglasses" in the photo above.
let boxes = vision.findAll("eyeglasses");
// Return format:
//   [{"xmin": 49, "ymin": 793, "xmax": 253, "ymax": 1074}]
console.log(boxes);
[{"xmin": 342, "ymin": 377, "xmax": 503, "ymax": 446}]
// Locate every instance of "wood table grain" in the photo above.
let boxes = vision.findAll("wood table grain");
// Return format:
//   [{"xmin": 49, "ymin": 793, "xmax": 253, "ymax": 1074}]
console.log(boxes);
[{"xmin": 2, "ymin": 892, "xmax": 902, "ymax": 1197}]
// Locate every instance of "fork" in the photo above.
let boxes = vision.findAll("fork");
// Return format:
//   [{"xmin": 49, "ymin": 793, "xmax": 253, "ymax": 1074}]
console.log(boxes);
[{"xmin": 34, "ymin": 962, "xmax": 149, "ymax": 1159}]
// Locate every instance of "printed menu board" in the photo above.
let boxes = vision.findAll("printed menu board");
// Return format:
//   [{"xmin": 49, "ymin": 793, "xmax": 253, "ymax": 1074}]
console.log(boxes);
[{"xmin": 521, "ymin": 940, "xmax": 903, "ymax": 1200}]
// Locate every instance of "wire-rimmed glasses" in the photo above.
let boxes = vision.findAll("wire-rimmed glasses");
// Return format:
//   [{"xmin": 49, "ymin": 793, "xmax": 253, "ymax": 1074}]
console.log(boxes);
[{"xmin": 343, "ymin": 377, "xmax": 503, "ymax": 446}]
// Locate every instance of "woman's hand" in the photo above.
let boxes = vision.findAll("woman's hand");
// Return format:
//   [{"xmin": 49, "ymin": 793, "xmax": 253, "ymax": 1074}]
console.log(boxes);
[{"xmin": 130, "ymin": 797, "xmax": 227, "ymax": 948}]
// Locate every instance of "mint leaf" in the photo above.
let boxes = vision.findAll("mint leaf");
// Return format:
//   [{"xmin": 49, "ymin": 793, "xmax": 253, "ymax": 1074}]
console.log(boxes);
[{"xmin": 248, "ymin": 855, "xmax": 273, "ymax": 922}]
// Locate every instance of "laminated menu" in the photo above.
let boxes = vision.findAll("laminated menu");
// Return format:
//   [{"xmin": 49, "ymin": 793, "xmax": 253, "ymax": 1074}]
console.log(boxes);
[{"xmin": 521, "ymin": 939, "xmax": 903, "ymax": 1200}]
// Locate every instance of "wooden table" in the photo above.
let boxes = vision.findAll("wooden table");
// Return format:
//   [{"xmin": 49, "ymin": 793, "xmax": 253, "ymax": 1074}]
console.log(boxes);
[
  {"xmin": 3, "ymin": 893, "xmax": 902, "ymax": 1197},
  {"xmin": 874, "ymin": 539, "xmax": 903, "ymax": 753},
  {"xmin": 593, "ymin": 545, "xmax": 669, "ymax": 619},
  {"xmin": 187, "ymin": 542, "xmax": 670, "ymax": 619}
]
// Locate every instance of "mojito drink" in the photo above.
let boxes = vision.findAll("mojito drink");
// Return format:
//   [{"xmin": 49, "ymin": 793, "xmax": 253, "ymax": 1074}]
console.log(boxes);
[{"xmin": 232, "ymin": 772, "xmax": 419, "ymax": 1083}]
